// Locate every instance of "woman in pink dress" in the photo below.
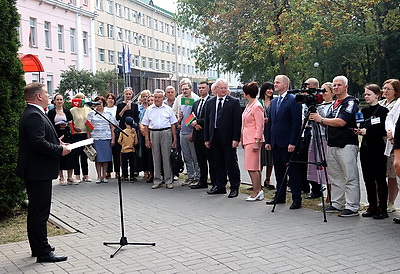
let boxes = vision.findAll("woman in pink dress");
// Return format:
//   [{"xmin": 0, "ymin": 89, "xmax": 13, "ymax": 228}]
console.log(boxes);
[{"xmin": 241, "ymin": 82, "xmax": 265, "ymax": 201}]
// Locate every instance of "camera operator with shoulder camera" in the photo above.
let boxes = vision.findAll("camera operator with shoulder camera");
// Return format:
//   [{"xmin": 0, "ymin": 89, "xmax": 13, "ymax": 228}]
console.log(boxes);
[{"xmin": 310, "ymin": 75, "xmax": 360, "ymax": 217}]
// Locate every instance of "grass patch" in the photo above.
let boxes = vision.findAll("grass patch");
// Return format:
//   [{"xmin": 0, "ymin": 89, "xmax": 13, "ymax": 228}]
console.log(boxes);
[{"xmin": 0, "ymin": 208, "xmax": 70, "ymax": 245}]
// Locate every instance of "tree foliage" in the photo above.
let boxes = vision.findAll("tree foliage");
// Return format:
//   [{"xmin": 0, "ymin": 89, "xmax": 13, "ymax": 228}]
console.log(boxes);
[
  {"xmin": 176, "ymin": 0, "xmax": 400, "ymax": 90},
  {"xmin": 57, "ymin": 66, "xmax": 123, "ymax": 99},
  {"xmin": 0, "ymin": 0, "xmax": 27, "ymax": 217}
]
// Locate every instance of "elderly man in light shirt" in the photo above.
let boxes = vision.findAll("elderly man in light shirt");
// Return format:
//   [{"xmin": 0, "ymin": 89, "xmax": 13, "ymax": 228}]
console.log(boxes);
[{"xmin": 142, "ymin": 89, "xmax": 178, "ymax": 189}]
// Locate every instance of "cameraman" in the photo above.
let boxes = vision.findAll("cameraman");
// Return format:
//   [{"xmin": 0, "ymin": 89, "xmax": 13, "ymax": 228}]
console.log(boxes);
[{"xmin": 310, "ymin": 75, "xmax": 360, "ymax": 217}]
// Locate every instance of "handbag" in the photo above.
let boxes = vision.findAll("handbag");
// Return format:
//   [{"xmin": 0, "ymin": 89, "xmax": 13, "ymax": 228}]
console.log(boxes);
[{"xmin": 83, "ymin": 145, "xmax": 97, "ymax": 161}]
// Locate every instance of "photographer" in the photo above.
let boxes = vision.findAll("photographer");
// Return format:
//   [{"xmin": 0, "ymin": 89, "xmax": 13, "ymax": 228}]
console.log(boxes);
[
  {"xmin": 355, "ymin": 84, "xmax": 388, "ymax": 219},
  {"xmin": 310, "ymin": 75, "xmax": 360, "ymax": 217}
]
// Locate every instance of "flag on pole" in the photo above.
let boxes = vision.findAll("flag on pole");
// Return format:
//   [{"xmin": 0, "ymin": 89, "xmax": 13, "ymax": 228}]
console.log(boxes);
[
  {"xmin": 69, "ymin": 121, "xmax": 76, "ymax": 134},
  {"xmin": 181, "ymin": 97, "xmax": 194, "ymax": 106},
  {"xmin": 127, "ymin": 47, "xmax": 131, "ymax": 73},
  {"xmin": 85, "ymin": 120, "xmax": 94, "ymax": 132},
  {"xmin": 184, "ymin": 113, "xmax": 196, "ymax": 126},
  {"xmin": 122, "ymin": 45, "xmax": 126, "ymax": 73}
]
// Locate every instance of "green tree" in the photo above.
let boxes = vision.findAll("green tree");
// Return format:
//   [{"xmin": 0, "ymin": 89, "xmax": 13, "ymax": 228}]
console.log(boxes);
[
  {"xmin": 0, "ymin": 0, "xmax": 27, "ymax": 216},
  {"xmin": 57, "ymin": 66, "xmax": 96, "ymax": 99}
]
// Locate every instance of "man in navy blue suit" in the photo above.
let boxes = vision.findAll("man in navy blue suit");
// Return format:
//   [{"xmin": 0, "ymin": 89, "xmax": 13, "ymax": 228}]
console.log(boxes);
[
  {"xmin": 204, "ymin": 78, "xmax": 242, "ymax": 198},
  {"xmin": 265, "ymin": 75, "xmax": 303, "ymax": 209}
]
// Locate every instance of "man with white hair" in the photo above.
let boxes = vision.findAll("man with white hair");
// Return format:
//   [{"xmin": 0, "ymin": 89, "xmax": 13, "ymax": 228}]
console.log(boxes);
[{"xmin": 310, "ymin": 75, "xmax": 360, "ymax": 217}]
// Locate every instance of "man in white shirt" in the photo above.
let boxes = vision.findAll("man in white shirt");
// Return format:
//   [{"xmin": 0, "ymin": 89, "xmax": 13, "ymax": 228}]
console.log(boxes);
[{"xmin": 142, "ymin": 89, "xmax": 178, "ymax": 189}]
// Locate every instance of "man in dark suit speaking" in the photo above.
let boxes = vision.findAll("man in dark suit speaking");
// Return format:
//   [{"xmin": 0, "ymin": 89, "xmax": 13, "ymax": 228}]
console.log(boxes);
[
  {"xmin": 204, "ymin": 78, "xmax": 242, "ymax": 198},
  {"xmin": 265, "ymin": 75, "xmax": 303, "ymax": 209},
  {"xmin": 17, "ymin": 83, "xmax": 70, "ymax": 263}
]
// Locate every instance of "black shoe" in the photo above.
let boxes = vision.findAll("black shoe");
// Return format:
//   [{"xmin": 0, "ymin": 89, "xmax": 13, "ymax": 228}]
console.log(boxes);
[
  {"xmin": 393, "ymin": 217, "xmax": 400, "ymax": 224},
  {"xmin": 264, "ymin": 184, "xmax": 275, "ymax": 190},
  {"xmin": 305, "ymin": 192, "xmax": 322, "ymax": 199},
  {"xmin": 373, "ymin": 212, "xmax": 389, "ymax": 219},
  {"xmin": 228, "ymin": 189, "xmax": 238, "ymax": 198},
  {"xmin": 190, "ymin": 182, "xmax": 208, "ymax": 189},
  {"xmin": 32, "ymin": 246, "xmax": 55, "ymax": 257},
  {"xmin": 362, "ymin": 207, "xmax": 375, "ymax": 217},
  {"xmin": 36, "ymin": 251, "xmax": 67, "ymax": 263},
  {"xmin": 146, "ymin": 177, "xmax": 153, "ymax": 183},
  {"xmin": 265, "ymin": 199, "xmax": 285, "ymax": 205},
  {"xmin": 290, "ymin": 201, "xmax": 302, "ymax": 209},
  {"xmin": 207, "ymin": 186, "xmax": 227, "ymax": 194}
]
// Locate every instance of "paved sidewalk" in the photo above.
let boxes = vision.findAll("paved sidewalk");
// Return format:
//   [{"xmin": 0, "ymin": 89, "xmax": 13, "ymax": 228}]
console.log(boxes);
[{"xmin": 1, "ymin": 172, "xmax": 400, "ymax": 273}]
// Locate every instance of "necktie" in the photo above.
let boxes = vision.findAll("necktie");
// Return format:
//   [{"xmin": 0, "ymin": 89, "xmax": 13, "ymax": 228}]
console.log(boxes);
[
  {"xmin": 198, "ymin": 99, "xmax": 204, "ymax": 116},
  {"xmin": 216, "ymin": 97, "xmax": 223, "ymax": 127},
  {"xmin": 276, "ymin": 96, "xmax": 282, "ymax": 114}
]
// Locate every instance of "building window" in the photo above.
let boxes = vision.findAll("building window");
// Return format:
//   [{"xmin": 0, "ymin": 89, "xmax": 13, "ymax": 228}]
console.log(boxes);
[
  {"xmin": 139, "ymin": 12, "xmax": 145, "ymax": 25},
  {"xmin": 155, "ymin": 39, "xmax": 159, "ymax": 50},
  {"xmin": 107, "ymin": 24, "xmax": 113, "ymax": 38},
  {"xmin": 177, "ymin": 46, "xmax": 180, "ymax": 55},
  {"xmin": 178, "ymin": 64, "xmax": 181, "ymax": 73},
  {"xmin": 98, "ymin": 22, "xmax": 104, "ymax": 36},
  {"xmin": 124, "ymin": 7, "xmax": 130, "ymax": 20},
  {"xmin": 171, "ymin": 26, "xmax": 175, "ymax": 36},
  {"xmin": 44, "ymin": 21, "xmax": 51, "ymax": 49},
  {"xmin": 177, "ymin": 28, "xmax": 180, "ymax": 38},
  {"xmin": 165, "ymin": 42, "xmax": 170, "ymax": 53},
  {"xmin": 125, "ymin": 30, "xmax": 131, "ymax": 43},
  {"xmin": 133, "ymin": 32, "xmax": 138, "ymax": 45},
  {"xmin": 165, "ymin": 24, "xmax": 169, "ymax": 35},
  {"xmin": 183, "ymin": 64, "xmax": 186, "ymax": 73},
  {"xmin": 147, "ymin": 16, "xmax": 152, "ymax": 28},
  {"xmin": 147, "ymin": 37, "xmax": 152, "ymax": 48},
  {"xmin": 187, "ymin": 48, "xmax": 190, "ymax": 58},
  {"xmin": 167, "ymin": 61, "xmax": 171, "ymax": 72},
  {"xmin": 29, "ymin": 17, "xmax": 37, "ymax": 47},
  {"xmin": 161, "ymin": 60, "xmax": 165, "ymax": 71},
  {"xmin": 153, "ymin": 19, "xmax": 158, "ymax": 30},
  {"xmin": 155, "ymin": 59, "xmax": 159, "ymax": 70},
  {"xmin": 142, "ymin": 57, "xmax": 146, "ymax": 68},
  {"xmin": 134, "ymin": 55, "xmax": 139, "ymax": 67},
  {"xmin": 47, "ymin": 75, "xmax": 54, "ymax": 95},
  {"xmin": 160, "ymin": 41, "xmax": 164, "ymax": 52},
  {"xmin": 96, "ymin": 0, "xmax": 103, "ymax": 10},
  {"xmin": 83, "ymin": 0, "xmax": 88, "ymax": 5},
  {"xmin": 108, "ymin": 50, "xmax": 114, "ymax": 63},
  {"xmin": 118, "ymin": 51, "xmax": 122, "ymax": 65},
  {"xmin": 132, "ymin": 11, "xmax": 138, "ymax": 23},
  {"xmin": 57, "ymin": 25, "xmax": 64, "ymax": 51},
  {"xmin": 182, "ymin": 47, "xmax": 185, "ymax": 57},
  {"xmin": 159, "ymin": 21, "xmax": 164, "ymax": 33},
  {"xmin": 83, "ymin": 31, "xmax": 88, "ymax": 55},
  {"xmin": 139, "ymin": 34, "xmax": 145, "ymax": 47},
  {"xmin": 171, "ymin": 44, "xmax": 175, "ymax": 54},
  {"xmin": 70, "ymin": 28, "xmax": 75, "ymax": 53},
  {"xmin": 172, "ymin": 62, "xmax": 176, "ymax": 72},
  {"xmin": 106, "ymin": 0, "xmax": 113, "ymax": 13},
  {"xmin": 99, "ymin": 48, "xmax": 105, "ymax": 62},
  {"xmin": 148, "ymin": 58, "xmax": 153, "ymax": 69},
  {"xmin": 115, "ymin": 3, "xmax": 122, "ymax": 17},
  {"xmin": 116, "ymin": 27, "xmax": 122, "ymax": 40}
]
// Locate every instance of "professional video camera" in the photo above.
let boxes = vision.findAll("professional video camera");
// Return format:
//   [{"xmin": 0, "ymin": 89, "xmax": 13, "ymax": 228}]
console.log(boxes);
[{"xmin": 288, "ymin": 83, "xmax": 325, "ymax": 110}]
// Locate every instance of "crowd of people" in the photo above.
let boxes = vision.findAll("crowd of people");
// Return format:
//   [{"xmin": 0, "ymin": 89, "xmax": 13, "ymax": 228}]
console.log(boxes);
[{"xmin": 46, "ymin": 76, "xmax": 400, "ymax": 218}]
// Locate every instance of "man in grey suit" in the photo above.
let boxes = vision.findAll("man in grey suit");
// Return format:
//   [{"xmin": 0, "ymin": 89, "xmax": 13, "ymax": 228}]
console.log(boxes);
[{"xmin": 17, "ymin": 83, "xmax": 70, "ymax": 262}]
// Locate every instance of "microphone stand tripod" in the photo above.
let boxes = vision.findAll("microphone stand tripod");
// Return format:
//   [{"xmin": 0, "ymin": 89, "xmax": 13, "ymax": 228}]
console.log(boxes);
[
  {"xmin": 271, "ymin": 105, "xmax": 330, "ymax": 222},
  {"xmin": 88, "ymin": 106, "xmax": 156, "ymax": 258}
]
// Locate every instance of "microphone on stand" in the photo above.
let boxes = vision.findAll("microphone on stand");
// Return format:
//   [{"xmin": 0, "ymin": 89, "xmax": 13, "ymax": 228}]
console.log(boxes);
[{"xmin": 71, "ymin": 98, "xmax": 101, "ymax": 108}]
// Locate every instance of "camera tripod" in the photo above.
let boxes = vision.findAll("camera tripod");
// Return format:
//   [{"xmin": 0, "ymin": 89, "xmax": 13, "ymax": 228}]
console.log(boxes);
[
  {"xmin": 271, "ymin": 105, "xmax": 331, "ymax": 222},
  {"xmin": 87, "ymin": 106, "xmax": 156, "ymax": 257}
]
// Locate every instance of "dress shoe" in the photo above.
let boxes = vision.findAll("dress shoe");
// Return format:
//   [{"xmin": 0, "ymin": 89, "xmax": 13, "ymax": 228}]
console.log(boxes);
[
  {"xmin": 151, "ymin": 184, "xmax": 162, "ymax": 189},
  {"xmin": 146, "ymin": 177, "xmax": 154, "ymax": 184},
  {"xmin": 166, "ymin": 183, "xmax": 174, "ymax": 189},
  {"xmin": 36, "ymin": 251, "xmax": 67, "ymax": 263},
  {"xmin": 207, "ymin": 186, "xmax": 226, "ymax": 194},
  {"xmin": 228, "ymin": 189, "xmax": 238, "ymax": 198},
  {"xmin": 265, "ymin": 198, "xmax": 285, "ymax": 205},
  {"xmin": 290, "ymin": 201, "xmax": 302, "ymax": 209},
  {"xmin": 246, "ymin": 195, "xmax": 258, "ymax": 201},
  {"xmin": 32, "ymin": 246, "xmax": 55, "ymax": 257},
  {"xmin": 362, "ymin": 207, "xmax": 375, "ymax": 217},
  {"xmin": 373, "ymin": 212, "xmax": 389, "ymax": 219},
  {"xmin": 393, "ymin": 217, "xmax": 400, "ymax": 224},
  {"xmin": 190, "ymin": 182, "xmax": 208, "ymax": 189},
  {"xmin": 305, "ymin": 192, "xmax": 322, "ymax": 199}
]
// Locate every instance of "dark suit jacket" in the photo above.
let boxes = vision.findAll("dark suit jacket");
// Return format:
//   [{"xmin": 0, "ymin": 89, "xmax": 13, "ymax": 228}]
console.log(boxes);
[
  {"xmin": 47, "ymin": 107, "xmax": 73, "ymax": 141},
  {"xmin": 17, "ymin": 105, "xmax": 63, "ymax": 181},
  {"xmin": 204, "ymin": 95, "xmax": 242, "ymax": 145},
  {"xmin": 192, "ymin": 95, "xmax": 212, "ymax": 142},
  {"xmin": 265, "ymin": 93, "xmax": 302, "ymax": 148}
]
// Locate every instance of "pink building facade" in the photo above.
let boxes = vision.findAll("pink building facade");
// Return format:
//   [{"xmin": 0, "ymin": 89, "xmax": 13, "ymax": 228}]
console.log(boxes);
[{"xmin": 17, "ymin": 0, "xmax": 97, "ymax": 95}]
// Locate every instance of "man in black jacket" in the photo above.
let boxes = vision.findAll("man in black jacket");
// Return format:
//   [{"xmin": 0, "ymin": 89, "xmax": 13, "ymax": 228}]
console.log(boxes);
[{"xmin": 17, "ymin": 83, "xmax": 70, "ymax": 262}]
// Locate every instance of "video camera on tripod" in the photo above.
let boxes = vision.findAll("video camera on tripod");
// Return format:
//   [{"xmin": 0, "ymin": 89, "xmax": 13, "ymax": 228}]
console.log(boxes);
[{"xmin": 288, "ymin": 82, "xmax": 326, "ymax": 110}]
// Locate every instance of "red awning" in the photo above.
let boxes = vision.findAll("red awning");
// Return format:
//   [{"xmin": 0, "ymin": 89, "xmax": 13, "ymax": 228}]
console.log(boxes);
[{"xmin": 18, "ymin": 54, "xmax": 44, "ymax": 72}]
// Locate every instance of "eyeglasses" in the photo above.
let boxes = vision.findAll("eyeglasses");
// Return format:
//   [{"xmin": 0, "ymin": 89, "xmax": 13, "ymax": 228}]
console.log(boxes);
[{"xmin": 383, "ymin": 87, "xmax": 394, "ymax": 91}]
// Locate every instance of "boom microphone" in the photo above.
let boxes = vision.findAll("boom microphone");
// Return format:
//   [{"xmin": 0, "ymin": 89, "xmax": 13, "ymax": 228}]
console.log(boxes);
[{"xmin": 71, "ymin": 98, "xmax": 101, "ymax": 108}]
